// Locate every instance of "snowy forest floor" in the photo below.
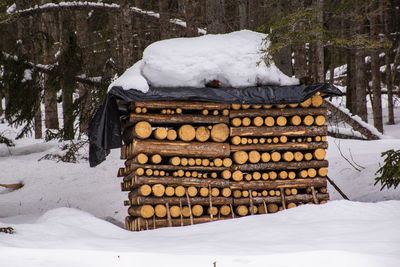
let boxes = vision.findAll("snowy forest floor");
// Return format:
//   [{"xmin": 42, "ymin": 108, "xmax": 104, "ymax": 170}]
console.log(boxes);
[{"xmin": 0, "ymin": 97, "xmax": 400, "ymax": 267}]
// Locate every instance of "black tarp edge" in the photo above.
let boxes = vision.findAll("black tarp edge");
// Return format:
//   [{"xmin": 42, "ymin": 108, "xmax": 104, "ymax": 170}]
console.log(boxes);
[{"xmin": 89, "ymin": 83, "xmax": 342, "ymax": 167}]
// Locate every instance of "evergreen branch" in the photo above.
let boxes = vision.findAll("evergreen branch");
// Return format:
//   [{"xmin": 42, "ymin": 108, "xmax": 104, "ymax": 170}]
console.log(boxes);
[{"xmin": 1, "ymin": 51, "xmax": 102, "ymax": 86}]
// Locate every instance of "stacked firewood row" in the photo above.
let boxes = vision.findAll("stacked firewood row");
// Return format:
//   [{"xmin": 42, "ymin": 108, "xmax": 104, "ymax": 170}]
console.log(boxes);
[{"xmin": 118, "ymin": 94, "xmax": 329, "ymax": 231}]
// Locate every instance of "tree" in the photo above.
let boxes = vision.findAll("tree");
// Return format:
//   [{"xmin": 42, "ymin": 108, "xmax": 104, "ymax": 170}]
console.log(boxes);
[{"xmin": 375, "ymin": 149, "xmax": 400, "ymax": 190}]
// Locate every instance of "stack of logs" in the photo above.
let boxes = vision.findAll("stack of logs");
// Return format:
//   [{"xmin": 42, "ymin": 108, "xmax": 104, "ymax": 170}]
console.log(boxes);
[{"xmin": 118, "ymin": 93, "xmax": 329, "ymax": 231}]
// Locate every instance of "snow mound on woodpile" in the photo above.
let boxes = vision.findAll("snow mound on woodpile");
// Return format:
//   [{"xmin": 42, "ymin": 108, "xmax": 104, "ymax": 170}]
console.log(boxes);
[{"xmin": 109, "ymin": 30, "xmax": 299, "ymax": 92}]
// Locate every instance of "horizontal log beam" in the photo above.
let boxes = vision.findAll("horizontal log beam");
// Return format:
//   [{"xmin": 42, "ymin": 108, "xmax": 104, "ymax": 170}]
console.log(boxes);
[
  {"xmin": 130, "ymin": 139, "xmax": 231, "ymax": 158},
  {"xmin": 129, "ymin": 114, "xmax": 229, "ymax": 125},
  {"xmin": 133, "ymin": 101, "xmax": 230, "ymax": 110},
  {"xmin": 129, "ymin": 193, "xmax": 329, "ymax": 206},
  {"xmin": 127, "ymin": 216, "xmax": 230, "ymax": 230},
  {"xmin": 229, "ymin": 107, "xmax": 327, "ymax": 118},
  {"xmin": 233, "ymin": 193, "xmax": 329, "ymax": 205},
  {"xmin": 127, "ymin": 176, "xmax": 326, "ymax": 190},
  {"xmin": 230, "ymin": 125, "xmax": 327, "ymax": 137},
  {"xmin": 230, "ymin": 142, "xmax": 328, "ymax": 152},
  {"xmin": 126, "ymin": 164, "xmax": 228, "ymax": 172},
  {"xmin": 234, "ymin": 160, "xmax": 328, "ymax": 171},
  {"xmin": 130, "ymin": 195, "xmax": 232, "ymax": 205}
]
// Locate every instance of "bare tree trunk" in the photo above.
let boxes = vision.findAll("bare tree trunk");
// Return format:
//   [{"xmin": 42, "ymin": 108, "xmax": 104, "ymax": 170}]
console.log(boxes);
[
  {"xmin": 237, "ymin": 0, "xmax": 248, "ymax": 29},
  {"xmin": 41, "ymin": 9, "xmax": 59, "ymax": 130},
  {"xmin": 134, "ymin": 0, "xmax": 146, "ymax": 60},
  {"xmin": 329, "ymin": 48, "xmax": 335, "ymax": 83},
  {"xmin": 248, "ymin": 0, "xmax": 259, "ymax": 30},
  {"xmin": 178, "ymin": 0, "xmax": 200, "ymax": 37},
  {"xmin": 313, "ymin": 0, "xmax": 324, "ymax": 82},
  {"xmin": 370, "ymin": 6, "xmax": 383, "ymax": 133},
  {"xmin": 346, "ymin": 49, "xmax": 356, "ymax": 113},
  {"xmin": 384, "ymin": 5, "xmax": 394, "ymax": 125},
  {"xmin": 206, "ymin": 0, "xmax": 226, "ymax": 34},
  {"xmin": 386, "ymin": 50, "xmax": 395, "ymax": 125},
  {"xmin": 273, "ymin": 0, "xmax": 293, "ymax": 77},
  {"xmin": 159, "ymin": 0, "xmax": 172, "ymax": 39},
  {"xmin": 120, "ymin": 0, "xmax": 134, "ymax": 70},
  {"xmin": 355, "ymin": 48, "xmax": 367, "ymax": 122}
]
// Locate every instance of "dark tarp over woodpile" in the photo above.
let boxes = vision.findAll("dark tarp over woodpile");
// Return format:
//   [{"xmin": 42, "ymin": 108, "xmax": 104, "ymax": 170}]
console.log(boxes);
[{"xmin": 89, "ymin": 84, "xmax": 342, "ymax": 167}]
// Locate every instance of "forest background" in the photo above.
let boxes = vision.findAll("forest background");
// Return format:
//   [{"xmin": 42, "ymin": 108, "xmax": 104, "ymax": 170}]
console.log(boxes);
[{"xmin": 0, "ymin": 0, "xmax": 399, "ymax": 146}]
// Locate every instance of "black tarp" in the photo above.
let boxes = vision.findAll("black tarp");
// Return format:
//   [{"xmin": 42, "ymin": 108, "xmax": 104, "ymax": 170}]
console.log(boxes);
[{"xmin": 89, "ymin": 83, "xmax": 342, "ymax": 167}]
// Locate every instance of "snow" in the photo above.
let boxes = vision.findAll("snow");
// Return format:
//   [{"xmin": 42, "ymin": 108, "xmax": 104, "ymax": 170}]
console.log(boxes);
[
  {"xmin": 1, "ymin": 109, "xmax": 400, "ymax": 266},
  {"xmin": 21, "ymin": 69, "xmax": 32, "ymax": 83},
  {"xmin": 109, "ymin": 30, "xmax": 299, "ymax": 92},
  {"xmin": 6, "ymin": 3, "xmax": 16, "ymax": 14},
  {"xmin": 1, "ymin": 201, "xmax": 399, "ymax": 267}
]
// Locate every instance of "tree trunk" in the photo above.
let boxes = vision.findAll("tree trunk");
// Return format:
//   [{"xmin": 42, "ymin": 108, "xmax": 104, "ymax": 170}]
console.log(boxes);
[
  {"xmin": 206, "ymin": 0, "xmax": 226, "ymax": 34},
  {"xmin": 159, "ymin": 0, "xmax": 172, "ymax": 39},
  {"xmin": 346, "ymin": 49, "xmax": 356, "ymax": 112},
  {"xmin": 248, "ymin": 0, "xmax": 259, "ymax": 31},
  {"xmin": 313, "ymin": 0, "xmax": 324, "ymax": 82},
  {"xmin": 120, "ymin": 0, "xmax": 134, "ymax": 70},
  {"xmin": 384, "ymin": 6, "xmax": 395, "ymax": 125},
  {"xmin": 178, "ymin": 0, "xmax": 200, "ymax": 37},
  {"xmin": 237, "ymin": 0, "xmax": 248, "ymax": 29},
  {"xmin": 370, "ymin": 7, "xmax": 383, "ymax": 133},
  {"xmin": 355, "ymin": 48, "xmax": 367, "ymax": 122}
]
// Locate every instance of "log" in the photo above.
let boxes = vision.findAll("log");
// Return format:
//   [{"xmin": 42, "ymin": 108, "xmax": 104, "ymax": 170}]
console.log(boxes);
[
  {"xmin": 233, "ymin": 193, "xmax": 329, "ymax": 206},
  {"xmin": 130, "ymin": 196, "xmax": 232, "ymax": 206},
  {"xmin": 230, "ymin": 125, "xmax": 328, "ymax": 137},
  {"xmin": 130, "ymin": 139, "xmax": 230, "ymax": 158},
  {"xmin": 220, "ymin": 205, "xmax": 231, "ymax": 216},
  {"xmin": 231, "ymin": 136, "xmax": 241, "ymax": 145},
  {"xmin": 167, "ymin": 129, "xmax": 177, "ymax": 141},
  {"xmin": 315, "ymin": 115, "xmax": 325, "ymax": 126},
  {"xmin": 175, "ymin": 186, "xmax": 186, "ymax": 197},
  {"xmin": 271, "ymin": 152, "xmax": 281, "ymax": 162},
  {"xmin": 211, "ymin": 123, "xmax": 229, "ymax": 142},
  {"xmin": 123, "ymin": 121, "xmax": 152, "ymax": 143},
  {"xmin": 311, "ymin": 95, "xmax": 323, "ymax": 107},
  {"xmin": 187, "ymin": 186, "xmax": 198, "ymax": 197},
  {"xmin": 313, "ymin": 148, "xmax": 326, "ymax": 160},
  {"xmin": 232, "ymin": 170, "xmax": 243, "ymax": 181},
  {"xmin": 152, "ymin": 184, "xmax": 165, "ymax": 197},
  {"xmin": 155, "ymin": 204, "xmax": 167, "ymax": 218},
  {"xmin": 290, "ymin": 115, "xmax": 302, "ymax": 126},
  {"xmin": 300, "ymin": 98, "xmax": 312, "ymax": 108},
  {"xmin": 233, "ymin": 151, "xmax": 248, "ymax": 164},
  {"xmin": 154, "ymin": 127, "xmax": 168, "ymax": 140},
  {"xmin": 236, "ymin": 205, "xmax": 249, "ymax": 216},
  {"xmin": 131, "ymin": 184, "xmax": 152, "ymax": 196},
  {"xmin": 223, "ymin": 158, "xmax": 233, "ymax": 167},
  {"xmin": 178, "ymin": 124, "xmax": 196, "ymax": 142},
  {"xmin": 133, "ymin": 101, "xmax": 231, "ymax": 110},
  {"xmin": 129, "ymin": 113, "xmax": 229, "ymax": 125},
  {"xmin": 136, "ymin": 153, "xmax": 148, "ymax": 164},
  {"xmin": 242, "ymin": 117, "xmax": 251, "ymax": 126},
  {"xmin": 170, "ymin": 205, "xmax": 181, "ymax": 218},
  {"xmin": 128, "ymin": 205, "xmax": 154, "ymax": 218},
  {"xmin": 248, "ymin": 150, "xmax": 261, "ymax": 163},
  {"xmin": 276, "ymin": 116, "xmax": 287, "ymax": 126},
  {"xmin": 235, "ymin": 160, "xmax": 329, "ymax": 171},
  {"xmin": 131, "ymin": 216, "xmax": 230, "ymax": 230},
  {"xmin": 253, "ymin": 116, "xmax": 264, "ymax": 126},
  {"xmin": 282, "ymin": 151, "xmax": 294, "ymax": 162},
  {"xmin": 264, "ymin": 117, "xmax": 275, "ymax": 126},
  {"xmin": 261, "ymin": 152, "xmax": 271, "ymax": 162},
  {"xmin": 318, "ymin": 167, "xmax": 328, "ymax": 176},
  {"xmin": 294, "ymin": 151, "xmax": 304, "ymax": 162},
  {"xmin": 229, "ymin": 107, "xmax": 327, "ymax": 118},
  {"xmin": 195, "ymin": 126, "xmax": 211, "ymax": 142},
  {"xmin": 303, "ymin": 115, "xmax": 314, "ymax": 126}
]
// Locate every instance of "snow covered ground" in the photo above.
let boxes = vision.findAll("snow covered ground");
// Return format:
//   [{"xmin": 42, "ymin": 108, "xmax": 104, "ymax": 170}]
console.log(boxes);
[{"xmin": 1, "ymin": 105, "xmax": 400, "ymax": 266}]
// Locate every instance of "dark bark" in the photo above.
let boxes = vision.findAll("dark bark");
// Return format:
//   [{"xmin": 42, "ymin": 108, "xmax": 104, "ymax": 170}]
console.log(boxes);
[
  {"xmin": 370, "ymin": 6, "xmax": 383, "ymax": 133},
  {"xmin": 355, "ymin": 48, "xmax": 367, "ymax": 122},
  {"xmin": 178, "ymin": 0, "xmax": 200, "ymax": 37},
  {"xmin": 237, "ymin": 0, "xmax": 248, "ymax": 29},
  {"xmin": 206, "ymin": 0, "xmax": 226, "ymax": 34}
]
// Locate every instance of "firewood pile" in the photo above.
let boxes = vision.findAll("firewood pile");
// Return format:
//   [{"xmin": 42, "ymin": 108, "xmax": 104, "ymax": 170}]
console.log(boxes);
[{"xmin": 118, "ymin": 93, "xmax": 329, "ymax": 231}]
